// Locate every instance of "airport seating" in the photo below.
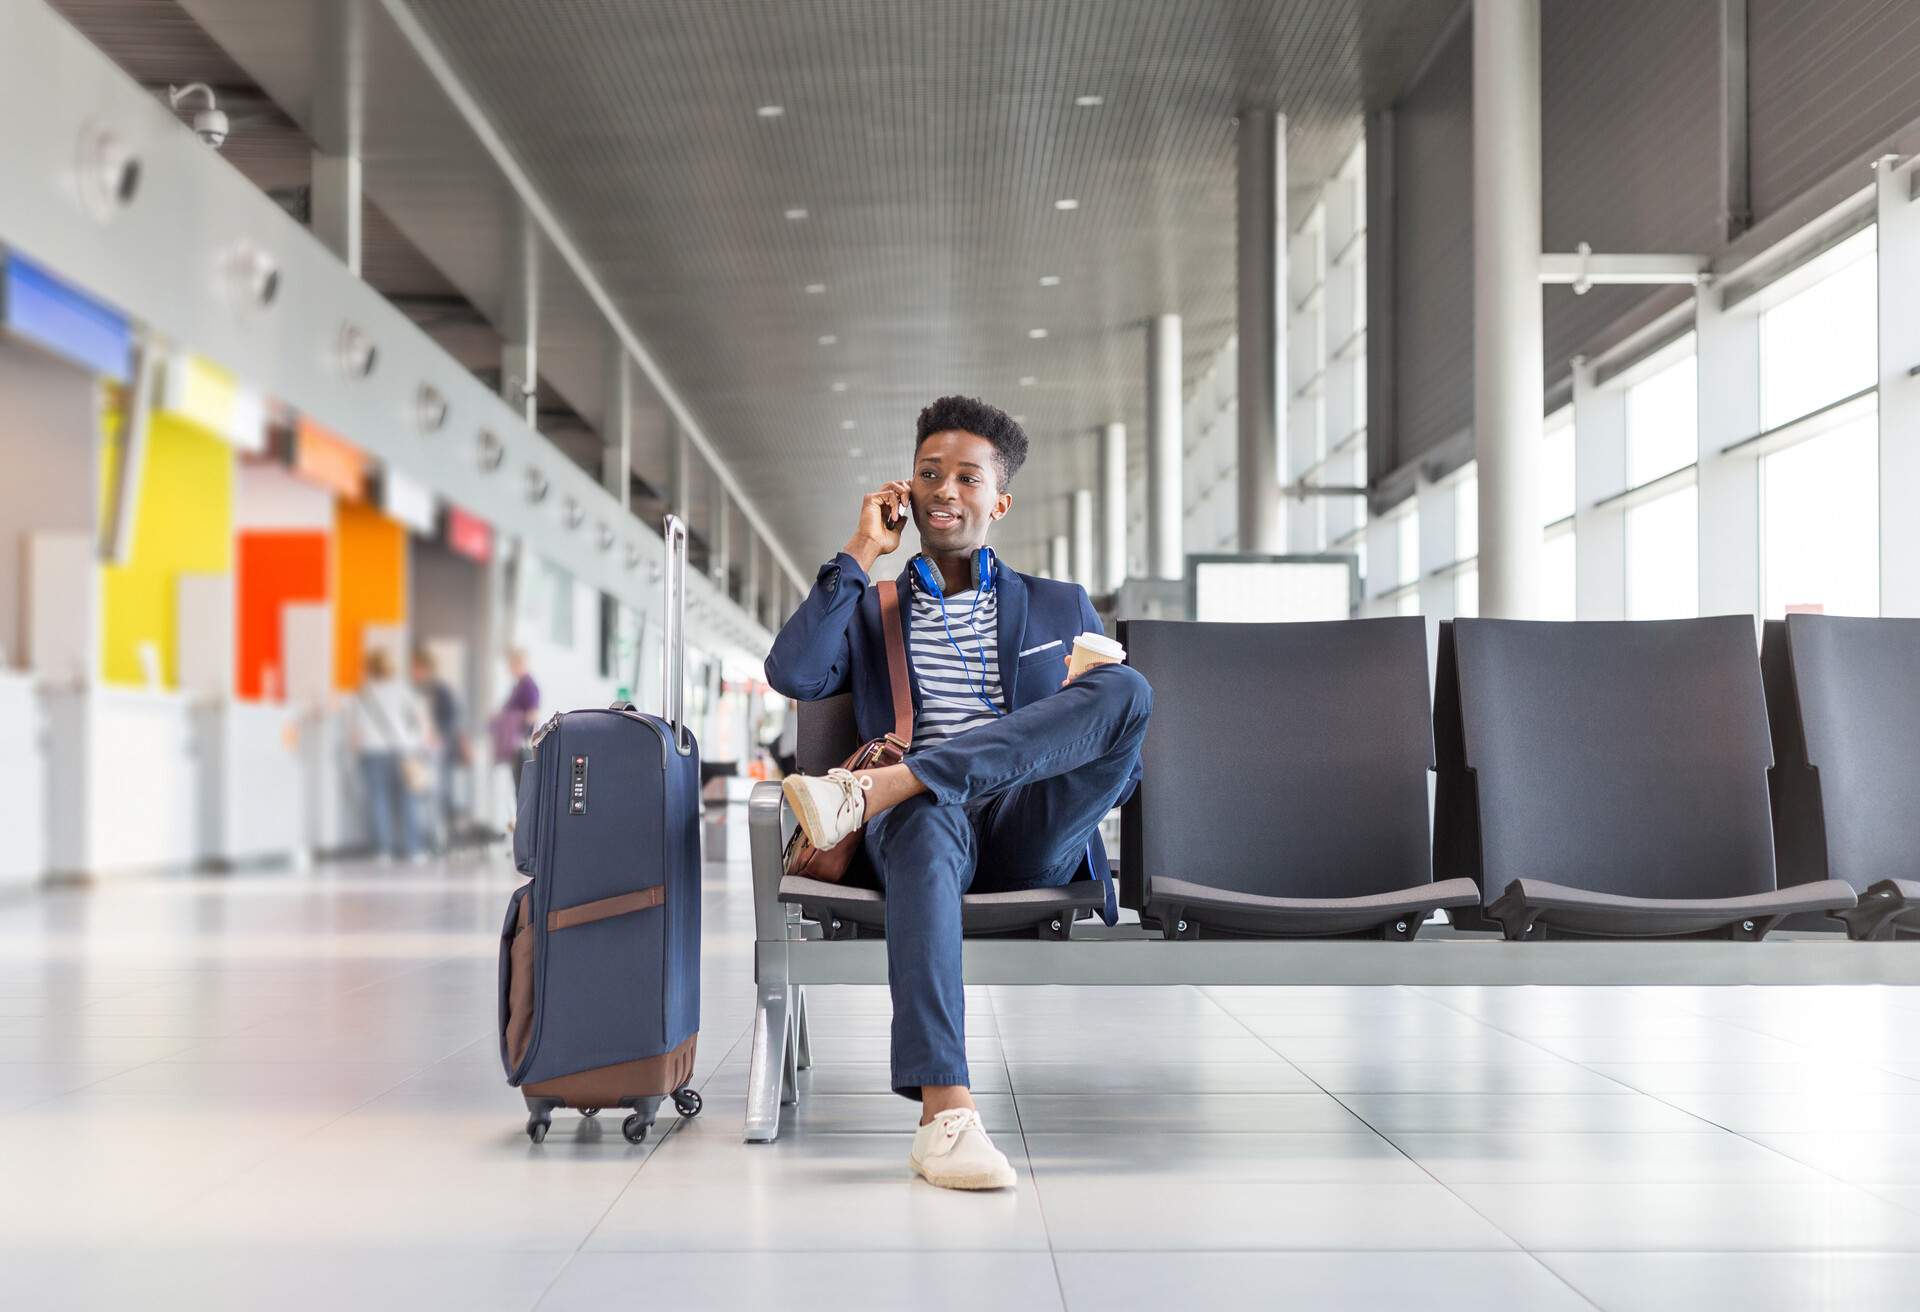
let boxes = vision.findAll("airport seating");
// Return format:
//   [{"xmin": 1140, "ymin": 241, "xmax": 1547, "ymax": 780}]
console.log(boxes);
[
  {"xmin": 1433, "ymin": 616, "xmax": 1857, "ymax": 940},
  {"xmin": 771, "ymin": 693, "xmax": 1108, "ymax": 940},
  {"xmin": 1764, "ymin": 615, "xmax": 1920, "ymax": 940},
  {"xmin": 1117, "ymin": 617, "xmax": 1479, "ymax": 938}
]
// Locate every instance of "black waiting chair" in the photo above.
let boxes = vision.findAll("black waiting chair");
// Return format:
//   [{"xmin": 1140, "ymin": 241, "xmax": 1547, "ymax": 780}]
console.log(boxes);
[
  {"xmin": 1434, "ymin": 616, "xmax": 1856, "ymax": 940},
  {"xmin": 1118, "ymin": 617, "xmax": 1480, "ymax": 939},
  {"xmin": 773, "ymin": 694, "xmax": 1108, "ymax": 939},
  {"xmin": 1765, "ymin": 615, "xmax": 1920, "ymax": 940}
]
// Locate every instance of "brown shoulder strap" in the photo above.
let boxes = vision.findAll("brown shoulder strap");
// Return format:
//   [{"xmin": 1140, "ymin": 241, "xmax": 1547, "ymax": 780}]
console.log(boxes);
[{"xmin": 877, "ymin": 580, "xmax": 913, "ymax": 746}]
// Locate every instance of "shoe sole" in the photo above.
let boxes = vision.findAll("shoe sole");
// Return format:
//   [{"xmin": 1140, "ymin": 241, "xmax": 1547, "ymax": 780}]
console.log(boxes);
[
  {"xmin": 909, "ymin": 1155, "xmax": 1016, "ymax": 1191},
  {"xmin": 781, "ymin": 775, "xmax": 836, "ymax": 851}
]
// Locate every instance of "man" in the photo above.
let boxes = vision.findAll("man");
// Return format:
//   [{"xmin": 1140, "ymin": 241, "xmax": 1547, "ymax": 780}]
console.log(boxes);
[
  {"xmin": 410, "ymin": 645, "xmax": 466, "ymax": 852},
  {"xmin": 765, "ymin": 395, "xmax": 1152, "ymax": 1192}
]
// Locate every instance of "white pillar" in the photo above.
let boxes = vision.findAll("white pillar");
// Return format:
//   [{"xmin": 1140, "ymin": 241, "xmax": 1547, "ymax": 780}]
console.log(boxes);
[
  {"xmin": 1878, "ymin": 154, "xmax": 1920, "ymax": 616},
  {"xmin": 1050, "ymin": 534, "xmax": 1071, "ymax": 583},
  {"xmin": 670, "ymin": 423, "xmax": 691, "ymax": 525},
  {"xmin": 712, "ymin": 482, "xmax": 731, "ymax": 596},
  {"xmin": 1147, "ymin": 314, "xmax": 1184, "ymax": 577},
  {"xmin": 1696, "ymin": 275, "xmax": 1761, "ymax": 619},
  {"xmin": 1237, "ymin": 110, "xmax": 1286, "ymax": 554},
  {"xmin": 1099, "ymin": 421, "xmax": 1128, "ymax": 592},
  {"xmin": 602, "ymin": 346, "xmax": 631, "ymax": 510},
  {"xmin": 745, "ymin": 532, "xmax": 761, "ymax": 625},
  {"xmin": 1571, "ymin": 356, "xmax": 1628, "ymax": 621},
  {"xmin": 1070, "ymin": 488, "xmax": 1095, "ymax": 592},
  {"xmin": 310, "ymin": 153, "xmax": 361, "ymax": 276},
  {"xmin": 1472, "ymin": 0, "xmax": 1545, "ymax": 618}
]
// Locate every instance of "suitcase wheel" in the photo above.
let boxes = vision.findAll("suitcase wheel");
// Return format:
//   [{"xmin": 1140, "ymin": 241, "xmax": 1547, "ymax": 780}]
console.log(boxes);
[
  {"xmin": 673, "ymin": 1088, "xmax": 702, "ymax": 1119},
  {"xmin": 580, "ymin": 1107, "xmax": 600, "ymax": 1119},
  {"xmin": 527, "ymin": 1117, "xmax": 549, "ymax": 1144},
  {"xmin": 621, "ymin": 1114, "xmax": 649, "ymax": 1145}
]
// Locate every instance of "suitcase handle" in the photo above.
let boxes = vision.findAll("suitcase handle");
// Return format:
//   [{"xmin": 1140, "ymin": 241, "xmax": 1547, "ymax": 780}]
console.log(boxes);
[{"xmin": 661, "ymin": 513, "xmax": 692, "ymax": 756}]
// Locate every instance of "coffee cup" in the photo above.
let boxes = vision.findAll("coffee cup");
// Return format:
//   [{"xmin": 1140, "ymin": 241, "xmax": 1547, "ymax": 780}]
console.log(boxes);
[{"xmin": 1067, "ymin": 632, "xmax": 1126, "ymax": 681}]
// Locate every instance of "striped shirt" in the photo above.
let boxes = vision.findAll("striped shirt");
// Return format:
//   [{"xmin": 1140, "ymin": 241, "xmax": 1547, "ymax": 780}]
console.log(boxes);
[{"xmin": 906, "ymin": 569, "xmax": 1003, "ymax": 745}]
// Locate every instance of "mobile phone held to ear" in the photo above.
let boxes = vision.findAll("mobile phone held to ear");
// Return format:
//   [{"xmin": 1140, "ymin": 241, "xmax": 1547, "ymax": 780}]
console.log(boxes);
[{"xmin": 884, "ymin": 497, "xmax": 909, "ymax": 531}]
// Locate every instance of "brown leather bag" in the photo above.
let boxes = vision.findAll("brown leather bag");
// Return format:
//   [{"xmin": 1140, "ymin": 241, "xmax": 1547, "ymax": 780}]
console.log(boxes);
[{"xmin": 781, "ymin": 579, "xmax": 913, "ymax": 882}]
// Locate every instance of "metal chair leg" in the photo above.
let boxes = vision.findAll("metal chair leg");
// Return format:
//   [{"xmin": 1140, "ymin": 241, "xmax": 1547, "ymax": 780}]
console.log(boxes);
[
  {"xmin": 743, "ymin": 976, "xmax": 791, "ymax": 1143},
  {"xmin": 794, "ymin": 984, "xmax": 812, "ymax": 1071}
]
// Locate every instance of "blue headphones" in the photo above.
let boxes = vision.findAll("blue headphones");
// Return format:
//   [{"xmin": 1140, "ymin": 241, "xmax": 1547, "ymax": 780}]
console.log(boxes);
[{"xmin": 911, "ymin": 547, "xmax": 1003, "ymax": 718}]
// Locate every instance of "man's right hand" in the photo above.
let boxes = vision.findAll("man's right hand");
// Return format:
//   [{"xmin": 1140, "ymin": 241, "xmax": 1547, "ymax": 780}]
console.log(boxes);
[{"xmin": 844, "ymin": 480, "xmax": 912, "ymax": 572}]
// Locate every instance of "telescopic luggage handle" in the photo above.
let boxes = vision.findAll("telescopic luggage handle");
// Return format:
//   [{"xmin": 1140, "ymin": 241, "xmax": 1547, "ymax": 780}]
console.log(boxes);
[{"xmin": 661, "ymin": 513, "xmax": 691, "ymax": 755}]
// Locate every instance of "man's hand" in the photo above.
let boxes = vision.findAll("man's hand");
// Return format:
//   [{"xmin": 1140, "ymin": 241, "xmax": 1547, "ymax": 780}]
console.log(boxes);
[{"xmin": 844, "ymin": 480, "xmax": 912, "ymax": 572}]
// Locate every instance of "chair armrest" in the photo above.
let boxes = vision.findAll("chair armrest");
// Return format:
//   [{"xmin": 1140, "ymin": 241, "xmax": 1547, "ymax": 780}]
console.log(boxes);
[{"xmin": 749, "ymin": 780, "xmax": 791, "ymax": 945}]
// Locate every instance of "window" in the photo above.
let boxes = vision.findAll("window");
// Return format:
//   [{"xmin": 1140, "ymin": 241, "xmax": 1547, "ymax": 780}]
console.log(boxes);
[
  {"xmin": 1761, "ymin": 407, "xmax": 1879, "ymax": 618},
  {"xmin": 1541, "ymin": 527, "xmax": 1576, "ymax": 621},
  {"xmin": 1759, "ymin": 228, "xmax": 1876, "ymax": 431},
  {"xmin": 1454, "ymin": 472, "xmax": 1478, "ymax": 561},
  {"xmin": 1541, "ymin": 407, "xmax": 1574, "ymax": 525},
  {"xmin": 1625, "ymin": 341, "xmax": 1698, "ymax": 487},
  {"xmin": 1454, "ymin": 566, "xmax": 1478, "ymax": 619},
  {"xmin": 1397, "ymin": 507, "xmax": 1420, "ymax": 589},
  {"xmin": 1626, "ymin": 485, "xmax": 1698, "ymax": 620}
]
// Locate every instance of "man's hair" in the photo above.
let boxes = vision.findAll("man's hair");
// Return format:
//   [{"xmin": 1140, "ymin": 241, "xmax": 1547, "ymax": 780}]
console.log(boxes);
[{"xmin": 914, "ymin": 394, "xmax": 1028, "ymax": 489}]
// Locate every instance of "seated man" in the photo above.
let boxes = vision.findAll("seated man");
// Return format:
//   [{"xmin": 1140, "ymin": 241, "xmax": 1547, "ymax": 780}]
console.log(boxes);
[{"xmin": 765, "ymin": 394, "xmax": 1152, "ymax": 1192}]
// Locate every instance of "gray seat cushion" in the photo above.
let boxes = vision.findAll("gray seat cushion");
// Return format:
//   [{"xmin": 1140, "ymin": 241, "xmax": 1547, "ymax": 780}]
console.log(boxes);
[
  {"xmin": 1150, "ymin": 875, "xmax": 1482, "ymax": 939},
  {"xmin": 1490, "ymin": 877, "xmax": 1857, "ymax": 940},
  {"xmin": 779, "ymin": 873, "xmax": 1106, "ymax": 938}
]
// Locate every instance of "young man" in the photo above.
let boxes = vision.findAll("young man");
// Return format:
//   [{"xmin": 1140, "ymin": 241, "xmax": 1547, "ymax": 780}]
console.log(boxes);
[{"xmin": 765, "ymin": 395, "xmax": 1152, "ymax": 1192}]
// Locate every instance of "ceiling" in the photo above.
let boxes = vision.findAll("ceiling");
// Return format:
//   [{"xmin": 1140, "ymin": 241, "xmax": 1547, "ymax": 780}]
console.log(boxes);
[{"xmin": 47, "ymin": 0, "xmax": 1459, "ymax": 579}]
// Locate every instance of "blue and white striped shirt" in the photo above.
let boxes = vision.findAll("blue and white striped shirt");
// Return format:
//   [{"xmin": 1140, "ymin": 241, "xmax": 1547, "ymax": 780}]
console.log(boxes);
[{"xmin": 906, "ymin": 570, "xmax": 1003, "ymax": 745}]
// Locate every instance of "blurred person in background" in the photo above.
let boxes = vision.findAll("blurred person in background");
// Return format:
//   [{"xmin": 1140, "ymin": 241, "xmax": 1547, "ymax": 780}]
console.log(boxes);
[
  {"xmin": 351, "ymin": 647, "xmax": 431, "ymax": 863},
  {"xmin": 411, "ymin": 645, "xmax": 467, "ymax": 853},
  {"xmin": 490, "ymin": 647, "xmax": 541, "ymax": 821}
]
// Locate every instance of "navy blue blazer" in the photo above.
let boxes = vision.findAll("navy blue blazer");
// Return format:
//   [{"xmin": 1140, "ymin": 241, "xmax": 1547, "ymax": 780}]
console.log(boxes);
[{"xmin": 764, "ymin": 551, "xmax": 1130, "ymax": 914}]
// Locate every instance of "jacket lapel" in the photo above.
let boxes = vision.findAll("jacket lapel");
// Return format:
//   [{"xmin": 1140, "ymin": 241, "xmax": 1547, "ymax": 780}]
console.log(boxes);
[{"xmin": 994, "ymin": 564, "xmax": 1029, "ymax": 709}]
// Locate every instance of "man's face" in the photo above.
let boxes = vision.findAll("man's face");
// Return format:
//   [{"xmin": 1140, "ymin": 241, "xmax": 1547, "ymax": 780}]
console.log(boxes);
[{"xmin": 911, "ymin": 430, "xmax": 1013, "ymax": 553}]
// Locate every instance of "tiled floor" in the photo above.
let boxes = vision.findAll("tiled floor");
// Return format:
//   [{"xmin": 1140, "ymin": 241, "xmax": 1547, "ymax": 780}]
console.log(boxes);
[{"xmin": 7, "ymin": 852, "xmax": 1920, "ymax": 1309}]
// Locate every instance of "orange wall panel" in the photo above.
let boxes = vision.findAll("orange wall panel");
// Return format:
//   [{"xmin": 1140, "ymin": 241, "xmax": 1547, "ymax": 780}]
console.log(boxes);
[
  {"xmin": 236, "ymin": 531, "xmax": 328, "ymax": 701},
  {"xmin": 332, "ymin": 500, "xmax": 407, "ymax": 689}
]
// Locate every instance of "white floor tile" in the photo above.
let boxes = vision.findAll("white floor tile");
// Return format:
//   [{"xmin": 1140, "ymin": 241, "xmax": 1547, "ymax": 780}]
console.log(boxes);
[
  {"xmin": 1056, "ymin": 1251, "xmax": 1590, "ymax": 1311},
  {"xmin": 1023, "ymin": 1132, "xmax": 1428, "ymax": 1183},
  {"xmin": 1013, "ymin": 1092, "xmax": 1369, "ymax": 1134},
  {"xmin": 1388, "ymin": 1131, "xmax": 1828, "ymax": 1183},
  {"xmin": 1537, "ymin": 1251, "xmax": 1920, "ymax": 1312},
  {"xmin": 1335, "ymin": 1092, "xmax": 1714, "ymax": 1134},
  {"xmin": 1449, "ymin": 1179, "xmax": 1920, "ymax": 1251},
  {"xmin": 544, "ymin": 1250, "xmax": 1064, "ymax": 1311},
  {"xmin": 1006, "ymin": 1060, "xmax": 1317, "ymax": 1094}
]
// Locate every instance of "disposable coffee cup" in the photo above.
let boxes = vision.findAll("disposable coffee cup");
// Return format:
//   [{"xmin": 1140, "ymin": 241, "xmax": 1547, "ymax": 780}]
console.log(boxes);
[{"xmin": 1067, "ymin": 632, "xmax": 1126, "ymax": 680}]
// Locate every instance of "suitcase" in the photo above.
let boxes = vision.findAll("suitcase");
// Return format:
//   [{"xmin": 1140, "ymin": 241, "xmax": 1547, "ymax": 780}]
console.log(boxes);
[{"xmin": 499, "ymin": 514, "xmax": 703, "ymax": 1144}]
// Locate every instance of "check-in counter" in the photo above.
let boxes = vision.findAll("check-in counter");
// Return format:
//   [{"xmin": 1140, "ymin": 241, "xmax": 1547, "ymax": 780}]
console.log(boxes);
[
  {"xmin": 0, "ymin": 673, "xmax": 46, "ymax": 886},
  {"xmin": 41, "ymin": 684, "xmax": 199, "ymax": 877},
  {"xmin": 191, "ymin": 699, "xmax": 305, "ymax": 867},
  {"xmin": 299, "ymin": 706, "xmax": 369, "ymax": 856}
]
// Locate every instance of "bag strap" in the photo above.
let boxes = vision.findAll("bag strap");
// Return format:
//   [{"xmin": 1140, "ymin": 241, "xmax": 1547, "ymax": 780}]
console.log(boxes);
[{"xmin": 877, "ymin": 579, "xmax": 912, "ymax": 747}]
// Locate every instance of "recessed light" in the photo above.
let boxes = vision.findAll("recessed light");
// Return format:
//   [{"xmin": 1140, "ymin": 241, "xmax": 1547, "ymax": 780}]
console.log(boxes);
[
  {"xmin": 1028, "ymin": 328, "xmax": 1048, "ymax": 339},
  {"xmin": 830, "ymin": 380, "xmax": 848, "ymax": 392},
  {"xmin": 1039, "ymin": 274, "xmax": 1061, "ymax": 287},
  {"xmin": 757, "ymin": 104, "xmax": 785, "ymax": 118},
  {"xmin": 818, "ymin": 334, "xmax": 838, "ymax": 345},
  {"xmin": 846, "ymin": 446, "xmax": 863, "ymax": 458},
  {"xmin": 1053, "ymin": 198, "xmax": 1079, "ymax": 211},
  {"xmin": 1011, "ymin": 415, "xmax": 1027, "ymax": 424},
  {"xmin": 1074, "ymin": 95, "xmax": 1104, "ymax": 108},
  {"xmin": 804, "ymin": 283, "xmax": 826, "ymax": 294},
  {"xmin": 1019, "ymin": 375, "xmax": 1037, "ymax": 386},
  {"xmin": 841, "ymin": 419, "xmax": 857, "ymax": 430},
  {"xmin": 784, "ymin": 206, "xmax": 809, "ymax": 221}
]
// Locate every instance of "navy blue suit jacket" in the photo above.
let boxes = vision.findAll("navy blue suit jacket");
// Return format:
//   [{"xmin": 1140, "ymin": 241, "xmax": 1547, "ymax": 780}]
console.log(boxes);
[{"xmin": 763, "ymin": 550, "xmax": 1131, "ymax": 890}]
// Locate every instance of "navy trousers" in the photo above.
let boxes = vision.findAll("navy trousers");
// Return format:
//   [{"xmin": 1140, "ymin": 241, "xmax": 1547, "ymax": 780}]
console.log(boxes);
[{"xmin": 863, "ymin": 662, "xmax": 1152, "ymax": 1098}]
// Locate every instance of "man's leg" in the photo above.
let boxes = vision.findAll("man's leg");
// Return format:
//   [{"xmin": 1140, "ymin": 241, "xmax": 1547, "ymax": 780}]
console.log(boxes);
[{"xmin": 864, "ymin": 794, "xmax": 978, "ymax": 1105}]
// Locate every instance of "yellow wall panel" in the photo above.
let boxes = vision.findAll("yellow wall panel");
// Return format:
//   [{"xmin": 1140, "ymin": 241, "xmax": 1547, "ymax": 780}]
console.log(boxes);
[
  {"xmin": 332, "ymin": 499, "xmax": 407, "ymax": 689},
  {"xmin": 99, "ymin": 413, "xmax": 234, "ymax": 688}
]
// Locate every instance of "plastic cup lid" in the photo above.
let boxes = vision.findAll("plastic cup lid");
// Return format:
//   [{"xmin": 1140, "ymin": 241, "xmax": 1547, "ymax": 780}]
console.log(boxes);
[{"xmin": 1074, "ymin": 632, "xmax": 1125, "ymax": 659}]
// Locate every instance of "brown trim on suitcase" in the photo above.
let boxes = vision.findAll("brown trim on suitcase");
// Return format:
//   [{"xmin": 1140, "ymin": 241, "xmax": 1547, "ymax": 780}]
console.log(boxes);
[
  {"xmin": 522, "ymin": 1032, "xmax": 699, "ymax": 1106},
  {"xmin": 505, "ymin": 892, "xmax": 536, "ymax": 1071},
  {"xmin": 546, "ymin": 884, "xmax": 665, "ymax": 932}
]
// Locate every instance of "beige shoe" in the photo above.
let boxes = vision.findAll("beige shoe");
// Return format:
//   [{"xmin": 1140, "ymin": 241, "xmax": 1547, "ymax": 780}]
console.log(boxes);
[
  {"xmin": 782, "ymin": 767, "xmax": 872, "ymax": 851},
  {"xmin": 909, "ymin": 1108, "xmax": 1017, "ymax": 1190}
]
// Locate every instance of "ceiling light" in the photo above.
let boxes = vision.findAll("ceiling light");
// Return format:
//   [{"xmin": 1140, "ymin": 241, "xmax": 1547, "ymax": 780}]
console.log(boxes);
[
  {"xmin": 1011, "ymin": 415, "xmax": 1027, "ymax": 424},
  {"xmin": 818, "ymin": 334, "xmax": 837, "ymax": 345},
  {"xmin": 1039, "ymin": 274, "xmax": 1061, "ymax": 287},
  {"xmin": 1053, "ymin": 198, "xmax": 1079, "ymax": 211},
  {"xmin": 841, "ymin": 419, "xmax": 857, "ymax": 430},
  {"xmin": 757, "ymin": 104, "xmax": 785, "ymax": 118},
  {"xmin": 1074, "ymin": 95, "xmax": 1104, "ymax": 108},
  {"xmin": 846, "ymin": 446, "xmax": 863, "ymax": 458},
  {"xmin": 1019, "ymin": 375, "xmax": 1037, "ymax": 386},
  {"xmin": 830, "ymin": 380, "xmax": 848, "ymax": 392},
  {"xmin": 804, "ymin": 283, "xmax": 826, "ymax": 294},
  {"xmin": 784, "ymin": 207, "xmax": 808, "ymax": 221},
  {"xmin": 1028, "ymin": 328, "xmax": 1048, "ymax": 339}
]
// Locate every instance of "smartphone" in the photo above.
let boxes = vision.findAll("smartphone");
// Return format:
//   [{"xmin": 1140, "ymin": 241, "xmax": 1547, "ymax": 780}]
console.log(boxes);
[{"xmin": 884, "ymin": 490, "xmax": 909, "ymax": 531}]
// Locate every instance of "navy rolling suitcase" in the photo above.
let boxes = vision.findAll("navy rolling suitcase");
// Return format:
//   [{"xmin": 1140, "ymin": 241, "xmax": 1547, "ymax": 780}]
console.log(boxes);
[{"xmin": 500, "ymin": 515, "xmax": 702, "ymax": 1144}]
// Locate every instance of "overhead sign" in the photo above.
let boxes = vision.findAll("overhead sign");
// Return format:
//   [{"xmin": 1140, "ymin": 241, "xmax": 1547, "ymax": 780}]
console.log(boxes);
[
  {"xmin": 381, "ymin": 467, "xmax": 436, "ymax": 535},
  {"xmin": 446, "ymin": 506, "xmax": 493, "ymax": 563},
  {"xmin": 1, "ymin": 252, "xmax": 131, "ymax": 381},
  {"xmin": 293, "ymin": 417, "xmax": 366, "ymax": 500},
  {"xmin": 158, "ymin": 352, "xmax": 267, "ymax": 452}
]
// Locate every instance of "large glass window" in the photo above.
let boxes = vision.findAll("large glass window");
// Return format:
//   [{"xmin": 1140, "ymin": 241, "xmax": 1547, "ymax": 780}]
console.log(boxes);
[
  {"xmin": 1625, "ymin": 341, "xmax": 1699, "ymax": 487},
  {"xmin": 1541, "ymin": 406, "xmax": 1575, "ymax": 524},
  {"xmin": 1541, "ymin": 528, "xmax": 1576, "ymax": 621},
  {"xmin": 1760, "ymin": 228, "xmax": 1877, "ymax": 430},
  {"xmin": 1453, "ymin": 472, "xmax": 1478, "ymax": 561},
  {"xmin": 1761, "ymin": 408, "xmax": 1879, "ymax": 617},
  {"xmin": 1626, "ymin": 485, "xmax": 1698, "ymax": 620},
  {"xmin": 1397, "ymin": 507, "xmax": 1420, "ymax": 590},
  {"xmin": 1454, "ymin": 566, "xmax": 1478, "ymax": 618}
]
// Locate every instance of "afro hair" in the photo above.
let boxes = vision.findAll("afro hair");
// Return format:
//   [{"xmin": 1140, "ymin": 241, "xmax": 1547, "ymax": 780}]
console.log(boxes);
[{"xmin": 913, "ymin": 394, "xmax": 1029, "ymax": 490}]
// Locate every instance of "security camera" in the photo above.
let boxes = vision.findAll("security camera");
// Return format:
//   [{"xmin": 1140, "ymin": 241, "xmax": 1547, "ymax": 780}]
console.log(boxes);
[{"xmin": 168, "ymin": 83, "xmax": 228, "ymax": 150}]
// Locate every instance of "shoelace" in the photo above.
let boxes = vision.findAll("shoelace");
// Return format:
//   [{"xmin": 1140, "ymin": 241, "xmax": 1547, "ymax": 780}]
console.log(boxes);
[
  {"xmin": 823, "ymin": 767, "xmax": 873, "ymax": 823},
  {"xmin": 934, "ymin": 1109, "xmax": 980, "ymax": 1146}
]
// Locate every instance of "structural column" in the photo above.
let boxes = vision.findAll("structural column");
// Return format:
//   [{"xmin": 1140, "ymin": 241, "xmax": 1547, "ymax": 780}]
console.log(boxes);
[
  {"xmin": 502, "ymin": 211, "xmax": 540, "ymax": 428},
  {"xmin": 1049, "ymin": 533, "xmax": 1071, "ymax": 584},
  {"xmin": 1098, "ymin": 421, "xmax": 1128, "ymax": 592},
  {"xmin": 310, "ymin": 153, "xmax": 362, "ymax": 276},
  {"xmin": 1236, "ymin": 110, "xmax": 1285, "ymax": 554},
  {"xmin": 1070, "ymin": 488, "xmax": 1095, "ymax": 593},
  {"xmin": 1878, "ymin": 153, "xmax": 1920, "ymax": 616},
  {"xmin": 669, "ymin": 422, "xmax": 691, "ymax": 526},
  {"xmin": 1147, "ymin": 314, "xmax": 1184, "ymax": 578},
  {"xmin": 711, "ymin": 478, "xmax": 731, "ymax": 597},
  {"xmin": 744, "ymin": 533, "xmax": 761, "ymax": 627},
  {"xmin": 1472, "ymin": 0, "xmax": 1546, "ymax": 618},
  {"xmin": 602, "ymin": 345, "xmax": 632, "ymax": 510}
]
